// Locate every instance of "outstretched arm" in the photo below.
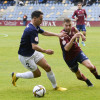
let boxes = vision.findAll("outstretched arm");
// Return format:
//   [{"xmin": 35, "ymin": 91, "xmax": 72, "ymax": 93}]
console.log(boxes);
[{"xmin": 42, "ymin": 31, "xmax": 67, "ymax": 38}]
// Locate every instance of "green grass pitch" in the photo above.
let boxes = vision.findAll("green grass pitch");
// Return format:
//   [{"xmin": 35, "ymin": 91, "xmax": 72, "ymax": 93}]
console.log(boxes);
[{"xmin": 0, "ymin": 26, "xmax": 100, "ymax": 100}]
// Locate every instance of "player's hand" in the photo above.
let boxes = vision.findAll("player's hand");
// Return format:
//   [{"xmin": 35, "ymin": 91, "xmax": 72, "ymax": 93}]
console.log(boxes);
[
  {"xmin": 73, "ymin": 33, "xmax": 81, "ymax": 39},
  {"xmin": 75, "ymin": 17, "xmax": 78, "ymax": 21},
  {"xmin": 58, "ymin": 31, "xmax": 68, "ymax": 38},
  {"xmin": 85, "ymin": 18, "xmax": 87, "ymax": 21},
  {"xmin": 45, "ymin": 49, "xmax": 54, "ymax": 55},
  {"xmin": 81, "ymin": 35, "xmax": 86, "ymax": 41}
]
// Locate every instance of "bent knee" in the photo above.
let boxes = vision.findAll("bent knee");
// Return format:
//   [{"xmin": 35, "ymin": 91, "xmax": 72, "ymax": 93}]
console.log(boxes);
[
  {"xmin": 34, "ymin": 71, "xmax": 41, "ymax": 78},
  {"xmin": 44, "ymin": 64, "xmax": 51, "ymax": 72},
  {"xmin": 87, "ymin": 65, "xmax": 94, "ymax": 70}
]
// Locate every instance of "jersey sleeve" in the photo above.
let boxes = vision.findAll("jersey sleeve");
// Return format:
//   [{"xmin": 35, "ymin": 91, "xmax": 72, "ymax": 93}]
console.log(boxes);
[
  {"xmin": 30, "ymin": 30, "xmax": 39, "ymax": 44},
  {"xmin": 38, "ymin": 27, "xmax": 44, "ymax": 34}
]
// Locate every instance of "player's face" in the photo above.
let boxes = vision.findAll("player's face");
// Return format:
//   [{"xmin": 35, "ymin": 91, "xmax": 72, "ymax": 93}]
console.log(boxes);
[
  {"xmin": 35, "ymin": 15, "xmax": 43, "ymax": 26},
  {"xmin": 78, "ymin": 4, "xmax": 82, "ymax": 9},
  {"xmin": 64, "ymin": 22, "xmax": 72, "ymax": 32}
]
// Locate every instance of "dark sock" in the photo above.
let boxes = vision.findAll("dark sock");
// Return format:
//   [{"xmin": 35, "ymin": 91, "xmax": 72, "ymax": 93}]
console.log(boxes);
[
  {"xmin": 95, "ymin": 75, "xmax": 100, "ymax": 79},
  {"xmin": 90, "ymin": 66, "xmax": 100, "ymax": 79},
  {"xmin": 85, "ymin": 79, "xmax": 93, "ymax": 87}
]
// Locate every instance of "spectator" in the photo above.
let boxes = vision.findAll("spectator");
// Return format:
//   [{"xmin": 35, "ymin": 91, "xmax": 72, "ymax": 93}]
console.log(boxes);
[
  {"xmin": 99, "ymin": 15, "xmax": 100, "ymax": 20},
  {"xmin": 87, "ymin": 0, "xmax": 96, "ymax": 6},
  {"xmin": 23, "ymin": 15, "xmax": 27, "ymax": 26},
  {"xmin": 18, "ymin": 1, "xmax": 24, "ymax": 6}
]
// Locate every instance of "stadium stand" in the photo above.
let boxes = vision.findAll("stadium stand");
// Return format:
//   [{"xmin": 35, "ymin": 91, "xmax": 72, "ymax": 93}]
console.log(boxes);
[{"xmin": 0, "ymin": 0, "xmax": 100, "ymax": 21}]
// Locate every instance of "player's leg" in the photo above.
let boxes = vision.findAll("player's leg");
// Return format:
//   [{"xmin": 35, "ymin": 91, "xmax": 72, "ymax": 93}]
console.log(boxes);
[
  {"xmin": 12, "ymin": 55, "xmax": 41, "ymax": 86},
  {"xmin": 82, "ymin": 59, "xmax": 100, "ymax": 79},
  {"xmin": 83, "ymin": 31, "xmax": 86, "ymax": 37},
  {"xmin": 68, "ymin": 61, "xmax": 93, "ymax": 87},
  {"xmin": 75, "ymin": 68, "xmax": 93, "ymax": 87},
  {"xmin": 76, "ymin": 25, "xmax": 80, "ymax": 46},
  {"xmin": 81, "ymin": 25, "xmax": 86, "ymax": 46},
  {"xmin": 37, "ymin": 57, "xmax": 67, "ymax": 91},
  {"xmin": 37, "ymin": 58, "xmax": 57, "ymax": 88}
]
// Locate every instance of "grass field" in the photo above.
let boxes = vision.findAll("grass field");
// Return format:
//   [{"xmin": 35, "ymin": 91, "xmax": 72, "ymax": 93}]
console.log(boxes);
[{"xmin": 0, "ymin": 26, "xmax": 100, "ymax": 100}]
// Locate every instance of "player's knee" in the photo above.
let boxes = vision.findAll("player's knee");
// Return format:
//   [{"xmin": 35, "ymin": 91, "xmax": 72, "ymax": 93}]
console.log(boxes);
[
  {"xmin": 44, "ymin": 64, "xmax": 51, "ymax": 72},
  {"xmin": 87, "ymin": 65, "xmax": 94, "ymax": 70},
  {"xmin": 36, "ymin": 72, "xmax": 41, "ymax": 77},
  {"xmin": 89, "ymin": 66, "xmax": 96, "ymax": 72},
  {"xmin": 34, "ymin": 71, "xmax": 41, "ymax": 78}
]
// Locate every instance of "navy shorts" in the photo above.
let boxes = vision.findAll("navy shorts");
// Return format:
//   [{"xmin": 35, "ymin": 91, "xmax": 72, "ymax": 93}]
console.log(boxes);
[
  {"xmin": 76, "ymin": 25, "xmax": 86, "ymax": 32},
  {"xmin": 65, "ymin": 51, "xmax": 88, "ymax": 73}
]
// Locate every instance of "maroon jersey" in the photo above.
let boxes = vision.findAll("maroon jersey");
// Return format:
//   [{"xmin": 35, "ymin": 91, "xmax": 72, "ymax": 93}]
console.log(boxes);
[
  {"xmin": 59, "ymin": 27, "xmax": 81, "ymax": 61},
  {"xmin": 72, "ymin": 9, "xmax": 87, "ymax": 25}
]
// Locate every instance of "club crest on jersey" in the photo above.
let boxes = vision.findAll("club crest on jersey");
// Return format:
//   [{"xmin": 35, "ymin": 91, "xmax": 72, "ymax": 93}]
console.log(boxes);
[
  {"xmin": 35, "ymin": 37, "xmax": 38, "ymax": 42},
  {"xmin": 62, "ymin": 40, "xmax": 66, "ymax": 45}
]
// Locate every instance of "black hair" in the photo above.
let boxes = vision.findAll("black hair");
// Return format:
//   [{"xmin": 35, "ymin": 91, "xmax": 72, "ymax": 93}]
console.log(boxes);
[{"xmin": 31, "ymin": 10, "xmax": 43, "ymax": 19}]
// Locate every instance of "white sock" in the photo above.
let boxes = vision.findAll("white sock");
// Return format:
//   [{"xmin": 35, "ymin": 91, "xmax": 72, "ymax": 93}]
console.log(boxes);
[
  {"xmin": 46, "ymin": 71, "xmax": 57, "ymax": 88},
  {"xmin": 16, "ymin": 71, "xmax": 34, "ymax": 79}
]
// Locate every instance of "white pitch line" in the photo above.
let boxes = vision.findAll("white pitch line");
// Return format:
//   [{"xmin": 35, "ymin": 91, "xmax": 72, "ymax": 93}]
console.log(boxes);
[{"xmin": 0, "ymin": 33, "xmax": 8, "ymax": 37}]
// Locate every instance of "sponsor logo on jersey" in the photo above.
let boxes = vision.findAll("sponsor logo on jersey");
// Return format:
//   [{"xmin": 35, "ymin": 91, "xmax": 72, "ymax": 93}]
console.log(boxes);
[{"xmin": 35, "ymin": 37, "xmax": 39, "ymax": 42}]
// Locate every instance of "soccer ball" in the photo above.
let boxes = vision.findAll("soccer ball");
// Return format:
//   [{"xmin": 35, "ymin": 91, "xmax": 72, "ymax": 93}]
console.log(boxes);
[{"xmin": 33, "ymin": 85, "xmax": 46, "ymax": 97}]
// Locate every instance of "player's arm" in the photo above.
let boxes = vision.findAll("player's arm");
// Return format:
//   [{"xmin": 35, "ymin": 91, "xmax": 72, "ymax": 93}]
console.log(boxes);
[
  {"xmin": 32, "ymin": 43, "xmax": 54, "ymax": 55},
  {"xmin": 64, "ymin": 33, "xmax": 81, "ymax": 51},
  {"xmin": 74, "ymin": 28, "xmax": 86, "ymax": 41},
  {"xmin": 84, "ymin": 10, "xmax": 87, "ymax": 21},
  {"xmin": 72, "ymin": 11, "xmax": 78, "ymax": 21},
  {"xmin": 74, "ymin": 27, "xmax": 79, "ymax": 33},
  {"xmin": 30, "ymin": 30, "xmax": 54, "ymax": 55},
  {"xmin": 42, "ymin": 31, "xmax": 67, "ymax": 38}
]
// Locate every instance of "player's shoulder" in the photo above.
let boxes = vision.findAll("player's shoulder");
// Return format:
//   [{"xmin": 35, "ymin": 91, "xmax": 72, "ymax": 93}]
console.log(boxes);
[
  {"xmin": 25, "ymin": 23, "xmax": 36, "ymax": 32},
  {"xmin": 82, "ymin": 9, "xmax": 86, "ymax": 11},
  {"xmin": 75, "ymin": 9, "xmax": 78, "ymax": 12},
  {"xmin": 60, "ymin": 29, "xmax": 64, "ymax": 33},
  {"xmin": 71, "ymin": 27, "xmax": 75, "ymax": 30}
]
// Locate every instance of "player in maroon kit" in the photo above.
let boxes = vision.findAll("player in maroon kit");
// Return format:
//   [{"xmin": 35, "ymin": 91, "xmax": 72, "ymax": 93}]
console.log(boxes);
[
  {"xmin": 59, "ymin": 18, "xmax": 100, "ymax": 87},
  {"xmin": 72, "ymin": 2, "xmax": 87, "ymax": 46}
]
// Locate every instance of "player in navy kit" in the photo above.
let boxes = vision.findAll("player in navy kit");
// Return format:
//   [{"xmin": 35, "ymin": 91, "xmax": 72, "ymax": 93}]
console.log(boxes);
[
  {"xmin": 72, "ymin": 2, "xmax": 87, "ymax": 46},
  {"xmin": 59, "ymin": 18, "xmax": 100, "ymax": 87},
  {"xmin": 12, "ymin": 11, "xmax": 67, "ymax": 91}
]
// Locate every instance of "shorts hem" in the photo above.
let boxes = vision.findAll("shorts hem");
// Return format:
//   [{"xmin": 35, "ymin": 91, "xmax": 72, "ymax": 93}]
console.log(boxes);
[
  {"xmin": 80, "ymin": 58, "xmax": 89, "ymax": 63},
  {"xmin": 35, "ymin": 55, "xmax": 44, "ymax": 64}
]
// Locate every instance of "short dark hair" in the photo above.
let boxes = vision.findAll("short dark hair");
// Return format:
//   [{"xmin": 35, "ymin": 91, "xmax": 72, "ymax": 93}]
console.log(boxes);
[
  {"xmin": 64, "ymin": 18, "xmax": 71, "ymax": 23},
  {"xmin": 77, "ymin": 2, "xmax": 82, "ymax": 5},
  {"xmin": 31, "ymin": 10, "xmax": 43, "ymax": 19}
]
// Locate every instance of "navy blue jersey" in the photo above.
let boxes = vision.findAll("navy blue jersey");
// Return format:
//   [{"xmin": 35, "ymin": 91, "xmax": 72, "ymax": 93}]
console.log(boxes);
[{"xmin": 18, "ymin": 23, "xmax": 44, "ymax": 57}]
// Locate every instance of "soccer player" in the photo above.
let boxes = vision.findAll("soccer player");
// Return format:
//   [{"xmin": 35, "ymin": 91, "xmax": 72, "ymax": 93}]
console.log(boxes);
[
  {"xmin": 59, "ymin": 18, "xmax": 100, "ymax": 87},
  {"xmin": 12, "ymin": 11, "xmax": 67, "ymax": 91},
  {"xmin": 72, "ymin": 2, "xmax": 87, "ymax": 46}
]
